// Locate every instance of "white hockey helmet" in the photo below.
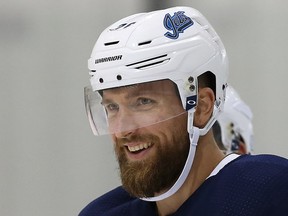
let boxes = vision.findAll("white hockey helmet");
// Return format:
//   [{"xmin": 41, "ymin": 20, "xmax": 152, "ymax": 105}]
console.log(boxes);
[
  {"xmin": 217, "ymin": 85, "xmax": 254, "ymax": 153},
  {"xmin": 85, "ymin": 6, "xmax": 229, "ymax": 136}
]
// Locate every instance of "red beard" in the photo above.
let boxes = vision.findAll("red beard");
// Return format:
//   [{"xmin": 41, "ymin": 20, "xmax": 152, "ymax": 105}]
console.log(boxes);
[{"xmin": 114, "ymin": 132, "xmax": 189, "ymax": 198}]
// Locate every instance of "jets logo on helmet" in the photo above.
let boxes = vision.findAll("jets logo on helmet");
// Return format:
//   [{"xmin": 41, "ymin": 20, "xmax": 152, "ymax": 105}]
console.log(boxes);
[{"xmin": 163, "ymin": 11, "xmax": 194, "ymax": 39}]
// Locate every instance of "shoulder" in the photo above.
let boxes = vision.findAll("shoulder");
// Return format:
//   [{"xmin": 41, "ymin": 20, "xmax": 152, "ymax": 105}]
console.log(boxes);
[
  {"xmin": 237, "ymin": 153, "xmax": 288, "ymax": 163},
  {"xmin": 221, "ymin": 154, "xmax": 288, "ymax": 214},
  {"xmin": 210, "ymin": 154, "xmax": 288, "ymax": 190},
  {"xmin": 79, "ymin": 186, "xmax": 133, "ymax": 216},
  {"xmin": 222, "ymin": 154, "xmax": 288, "ymax": 182},
  {"xmin": 231, "ymin": 154, "xmax": 288, "ymax": 172},
  {"xmin": 79, "ymin": 186, "xmax": 157, "ymax": 216},
  {"xmin": 177, "ymin": 154, "xmax": 288, "ymax": 215}
]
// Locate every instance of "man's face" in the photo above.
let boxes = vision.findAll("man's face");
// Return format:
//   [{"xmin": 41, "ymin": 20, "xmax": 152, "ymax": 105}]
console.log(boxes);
[{"xmin": 102, "ymin": 80, "xmax": 189, "ymax": 198}]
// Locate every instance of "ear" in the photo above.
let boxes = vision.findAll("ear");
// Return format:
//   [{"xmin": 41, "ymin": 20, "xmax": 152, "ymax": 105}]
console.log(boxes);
[{"xmin": 194, "ymin": 87, "xmax": 215, "ymax": 128}]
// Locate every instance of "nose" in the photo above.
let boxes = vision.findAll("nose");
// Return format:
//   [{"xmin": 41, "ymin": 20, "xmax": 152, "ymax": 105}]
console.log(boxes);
[{"xmin": 109, "ymin": 108, "xmax": 139, "ymax": 138}]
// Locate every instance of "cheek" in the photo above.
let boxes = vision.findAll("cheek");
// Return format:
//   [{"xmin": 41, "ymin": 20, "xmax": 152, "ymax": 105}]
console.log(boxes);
[{"xmin": 150, "ymin": 113, "xmax": 188, "ymax": 142}]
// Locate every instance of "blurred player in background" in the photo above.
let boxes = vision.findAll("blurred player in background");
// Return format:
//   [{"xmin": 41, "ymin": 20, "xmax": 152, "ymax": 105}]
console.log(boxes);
[{"xmin": 213, "ymin": 85, "xmax": 253, "ymax": 155}]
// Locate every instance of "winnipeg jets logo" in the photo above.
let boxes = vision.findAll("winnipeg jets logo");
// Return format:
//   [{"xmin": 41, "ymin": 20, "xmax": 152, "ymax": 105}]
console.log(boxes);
[{"xmin": 163, "ymin": 11, "xmax": 194, "ymax": 39}]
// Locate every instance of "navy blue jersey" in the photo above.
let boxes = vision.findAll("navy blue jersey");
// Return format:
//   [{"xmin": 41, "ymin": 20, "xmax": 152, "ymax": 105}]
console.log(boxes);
[{"xmin": 79, "ymin": 154, "xmax": 288, "ymax": 216}]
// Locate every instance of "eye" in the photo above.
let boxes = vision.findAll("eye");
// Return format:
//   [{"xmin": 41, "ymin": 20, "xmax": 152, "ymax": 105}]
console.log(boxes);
[
  {"xmin": 137, "ymin": 97, "xmax": 154, "ymax": 106},
  {"xmin": 104, "ymin": 103, "xmax": 119, "ymax": 113}
]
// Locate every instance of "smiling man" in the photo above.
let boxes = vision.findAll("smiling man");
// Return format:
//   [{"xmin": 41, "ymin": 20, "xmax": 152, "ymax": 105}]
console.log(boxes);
[
  {"xmin": 80, "ymin": 6, "xmax": 288, "ymax": 216},
  {"xmin": 105, "ymin": 80, "xmax": 189, "ymax": 198}
]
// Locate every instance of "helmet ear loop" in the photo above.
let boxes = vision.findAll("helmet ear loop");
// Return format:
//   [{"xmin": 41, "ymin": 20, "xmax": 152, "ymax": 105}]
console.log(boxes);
[
  {"xmin": 198, "ymin": 93, "xmax": 222, "ymax": 136},
  {"xmin": 187, "ymin": 108, "xmax": 200, "ymax": 149},
  {"xmin": 186, "ymin": 77, "xmax": 200, "ymax": 145}
]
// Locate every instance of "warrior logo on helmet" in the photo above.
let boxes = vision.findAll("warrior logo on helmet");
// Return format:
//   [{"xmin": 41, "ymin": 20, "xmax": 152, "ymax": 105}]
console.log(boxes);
[{"xmin": 163, "ymin": 11, "xmax": 194, "ymax": 39}]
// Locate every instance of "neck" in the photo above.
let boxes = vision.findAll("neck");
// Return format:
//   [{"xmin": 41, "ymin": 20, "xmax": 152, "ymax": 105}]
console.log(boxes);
[{"xmin": 155, "ymin": 130, "xmax": 225, "ymax": 216}]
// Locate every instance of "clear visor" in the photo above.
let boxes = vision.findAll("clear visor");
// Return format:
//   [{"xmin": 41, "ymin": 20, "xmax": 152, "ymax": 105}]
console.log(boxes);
[{"xmin": 84, "ymin": 80, "xmax": 187, "ymax": 136}]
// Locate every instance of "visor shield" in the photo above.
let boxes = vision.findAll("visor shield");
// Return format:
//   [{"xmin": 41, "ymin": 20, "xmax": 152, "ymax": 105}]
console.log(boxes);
[{"xmin": 84, "ymin": 80, "xmax": 187, "ymax": 136}]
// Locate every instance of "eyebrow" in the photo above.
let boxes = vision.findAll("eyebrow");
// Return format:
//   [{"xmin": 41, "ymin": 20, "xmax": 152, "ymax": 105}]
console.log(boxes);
[
  {"xmin": 101, "ymin": 98, "xmax": 113, "ymax": 105},
  {"xmin": 101, "ymin": 86, "xmax": 155, "ymax": 104}
]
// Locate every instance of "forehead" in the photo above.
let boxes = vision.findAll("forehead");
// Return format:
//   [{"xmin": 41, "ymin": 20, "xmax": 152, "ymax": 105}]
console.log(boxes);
[{"xmin": 102, "ymin": 79, "xmax": 177, "ymax": 97}]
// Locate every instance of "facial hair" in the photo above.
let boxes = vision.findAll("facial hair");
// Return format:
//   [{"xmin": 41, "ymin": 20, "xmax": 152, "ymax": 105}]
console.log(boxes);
[{"xmin": 114, "ymin": 130, "xmax": 189, "ymax": 198}]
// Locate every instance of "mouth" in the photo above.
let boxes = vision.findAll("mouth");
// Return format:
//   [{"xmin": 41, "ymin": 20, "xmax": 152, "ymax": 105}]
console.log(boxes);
[
  {"xmin": 126, "ymin": 143, "xmax": 152, "ymax": 152},
  {"xmin": 124, "ymin": 142, "xmax": 153, "ymax": 159}
]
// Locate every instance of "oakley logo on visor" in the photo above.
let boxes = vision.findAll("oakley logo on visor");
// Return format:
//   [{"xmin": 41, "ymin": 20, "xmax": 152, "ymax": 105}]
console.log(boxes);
[
  {"xmin": 163, "ymin": 11, "xmax": 193, "ymax": 39},
  {"xmin": 186, "ymin": 95, "xmax": 197, "ymax": 111}
]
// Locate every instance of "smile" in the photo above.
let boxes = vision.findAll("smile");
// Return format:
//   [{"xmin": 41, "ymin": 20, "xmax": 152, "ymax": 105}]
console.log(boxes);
[{"xmin": 126, "ymin": 143, "xmax": 152, "ymax": 153}]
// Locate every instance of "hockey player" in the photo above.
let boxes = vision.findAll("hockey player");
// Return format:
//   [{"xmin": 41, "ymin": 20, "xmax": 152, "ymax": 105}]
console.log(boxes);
[
  {"xmin": 80, "ymin": 6, "xmax": 288, "ymax": 216},
  {"xmin": 213, "ymin": 85, "xmax": 254, "ymax": 155}
]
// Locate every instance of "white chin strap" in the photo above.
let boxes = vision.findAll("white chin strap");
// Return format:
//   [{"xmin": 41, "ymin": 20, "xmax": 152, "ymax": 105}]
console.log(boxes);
[{"xmin": 140, "ymin": 109, "xmax": 200, "ymax": 202}]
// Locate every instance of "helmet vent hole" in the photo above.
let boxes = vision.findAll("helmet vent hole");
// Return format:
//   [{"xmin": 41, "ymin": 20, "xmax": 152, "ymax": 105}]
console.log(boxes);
[
  {"xmin": 104, "ymin": 41, "xmax": 119, "ymax": 46},
  {"xmin": 116, "ymin": 75, "xmax": 122, "ymax": 80},
  {"xmin": 99, "ymin": 78, "xmax": 104, "ymax": 83},
  {"xmin": 138, "ymin": 40, "xmax": 152, "ymax": 46}
]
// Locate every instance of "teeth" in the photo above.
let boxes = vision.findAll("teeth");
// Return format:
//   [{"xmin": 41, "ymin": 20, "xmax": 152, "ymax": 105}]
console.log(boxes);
[{"xmin": 127, "ymin": 143, "xmax": 151, "ymax": 152}]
